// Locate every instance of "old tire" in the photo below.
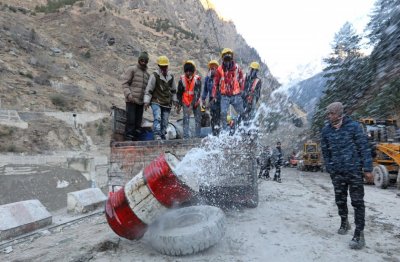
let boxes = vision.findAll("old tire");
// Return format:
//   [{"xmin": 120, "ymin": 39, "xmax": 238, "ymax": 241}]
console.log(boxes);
[
  {"xmin": 145, "ymin": 205, "xmax": 226, "ymax": 256},
  {"xmin": 373, "ymin": 165, "xmax": 389, "ymax": 189}
]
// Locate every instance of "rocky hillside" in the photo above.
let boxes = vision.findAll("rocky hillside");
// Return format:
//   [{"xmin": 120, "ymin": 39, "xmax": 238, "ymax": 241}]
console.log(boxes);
[
  {"xmin": 0, "ymin": 0, "xmax": 279, "ymax": 112},
  {"xmin": 0, "ymin": 0, "xmax": 280, "ymax": 153}
]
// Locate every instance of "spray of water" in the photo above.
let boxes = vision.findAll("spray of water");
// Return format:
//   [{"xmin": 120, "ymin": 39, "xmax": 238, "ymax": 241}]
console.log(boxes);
[{"xmin": 173, "ymin": 102, "xmax": 275, "ymax": 191}]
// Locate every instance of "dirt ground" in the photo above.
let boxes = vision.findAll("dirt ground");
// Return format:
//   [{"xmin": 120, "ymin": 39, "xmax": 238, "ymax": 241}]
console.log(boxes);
[{"xmin": 1, "ymin": 168, "xmax": 400, "ymax": 262}]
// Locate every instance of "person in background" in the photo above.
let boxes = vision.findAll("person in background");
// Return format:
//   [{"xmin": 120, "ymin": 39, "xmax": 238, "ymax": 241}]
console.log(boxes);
[
  {"xmin": 272, "ymin": 141, "xmax": 283, "ymax": 183},
  {"xmin": 144, "ymin": 55, "xmax": 178, "ymax": 140},
  {"xmin": 257, "ymin": 145, "xmax": 272, "ymax": 180},
  {"xmin": 243, "ymin": 61, "xmax": 262, "ymax": 122},
  {"xmin": 202, "ymin": 60, "xmax": 220, "ymax": 136},
  {"xmin": 121, "ymin": 51, "xmax": 150, "ymax": 141},
  {"xmin": 212, "ymin": 48, "xmax": 244, "ymax": 133},
  {"xmin": 177, "ymin": 60, "xmax": 202, "ymax": 138},
  {"xmin": 321, "ymin": 101, "xmax": 373, "ymax": 250}
]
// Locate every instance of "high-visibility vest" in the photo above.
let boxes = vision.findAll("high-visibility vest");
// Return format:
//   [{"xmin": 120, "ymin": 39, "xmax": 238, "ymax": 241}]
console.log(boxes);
[
  {"xmin": 249, "ymin": 78, "xmax": 260, "ymax": 94},
  {"xmin": 216, "ymin": 65, "xmax": 241, "ymax": 96},
  {"xmin": 181, "ymin": 75, "xmax": 200, "ymax": 106}
]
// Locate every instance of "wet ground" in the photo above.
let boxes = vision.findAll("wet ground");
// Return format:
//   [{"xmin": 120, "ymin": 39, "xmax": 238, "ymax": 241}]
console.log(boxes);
[{"xmin": 1, "ymin": 167, "xmax": 399, "ymax": 261}]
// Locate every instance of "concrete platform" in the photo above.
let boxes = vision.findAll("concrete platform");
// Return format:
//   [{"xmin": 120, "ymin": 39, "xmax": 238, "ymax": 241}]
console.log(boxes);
[
  {"xmin": 67, "ymin": 188, "xmax": 107, "ymax": 214},
  {"xmin": 0, "ymin": 199, "xmax": 52, "ymax": 241}
]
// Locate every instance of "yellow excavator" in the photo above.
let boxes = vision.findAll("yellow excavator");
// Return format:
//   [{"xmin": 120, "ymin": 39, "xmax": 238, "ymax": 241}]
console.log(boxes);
[
  {"xmin": 360, "ymin": 118, "xmax": 400, "ymax": 189},
  {"xmin": 297, "ymin": 141, "xmax": 323, "ymax": 172}
]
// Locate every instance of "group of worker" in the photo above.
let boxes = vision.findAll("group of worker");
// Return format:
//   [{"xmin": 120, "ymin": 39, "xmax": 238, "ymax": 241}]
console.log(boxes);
[
  {"xmin": 122, "ymin": 47, "xmax": 262, "ymax": 141},
  {"xmin": 257, "ymin": 141, "xmax": 283, "ymax": 183}
]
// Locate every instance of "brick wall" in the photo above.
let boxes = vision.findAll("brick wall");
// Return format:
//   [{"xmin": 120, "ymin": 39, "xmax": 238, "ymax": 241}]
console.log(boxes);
[{"xmin": 108, "ymin": 139, "xmax": 202, "ymax": 192}]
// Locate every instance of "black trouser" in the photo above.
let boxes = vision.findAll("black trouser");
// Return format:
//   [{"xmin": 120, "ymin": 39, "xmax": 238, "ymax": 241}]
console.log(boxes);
[
  {"xmin": 274, "ymin": 165, "xmax": 281, "ymax": 178},
  {"xmin": 210, "ymin": 100, "xmax": 221, "ymax": 136},
  {"xmin": 125, "ymin": 102, "xmax": 144, "ymax": 140},
  {"xmin": 259, "ymin": 164, "xmax": 271, "ymax": 178},
  {"xmin": 330, "ymin": 172, "xmax": 365, "ymax": 233}
]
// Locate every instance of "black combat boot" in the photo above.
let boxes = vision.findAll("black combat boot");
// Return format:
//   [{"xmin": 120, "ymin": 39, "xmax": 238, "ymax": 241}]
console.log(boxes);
[
  {"xmin": 338, "ymin": 219, "xmax": 351, "ymax": 235},
  {"xmin": 349, "ymin": 231, "xmax": 365, "ymax": 249}
]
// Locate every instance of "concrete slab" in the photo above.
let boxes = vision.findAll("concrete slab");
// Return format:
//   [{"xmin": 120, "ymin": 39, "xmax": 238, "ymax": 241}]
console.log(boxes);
[
  {"xmin": 0, "ymin": 199, "xmax": 52, "ymax": 241},
  {"xmin": 67, "ymin": 188, "xmax": 107, "ymax": 214}
]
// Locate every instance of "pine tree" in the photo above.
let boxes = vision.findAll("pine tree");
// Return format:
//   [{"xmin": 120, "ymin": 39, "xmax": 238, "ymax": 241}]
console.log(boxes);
[{"xmin": 312, "ymin": 22, "xmax": 365, "ymax": 134}]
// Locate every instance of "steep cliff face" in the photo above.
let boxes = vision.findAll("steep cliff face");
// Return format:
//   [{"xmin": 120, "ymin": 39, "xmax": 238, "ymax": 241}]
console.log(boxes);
[{"xmin": 0, "ymin": 0, "xmax": 278, "ymax": 113}]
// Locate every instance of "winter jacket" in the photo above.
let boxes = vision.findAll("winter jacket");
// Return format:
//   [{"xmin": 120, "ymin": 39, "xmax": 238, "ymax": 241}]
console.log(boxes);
[
  {"xmin": 212, "ymin": 62, "xmax": 244, "ymax": 97},
  {"xmin": 272, "ymin": 147, "xmax": 283, "ymax": 166},
  {"xmin": 202, "ymin": 74, "xmax": 220, "ymax": 102},
  {"xmin": 321, "ymin": 116, "xmax": 373, "ymax": 174},
  {"xmin": 177, "ymin": 74, "xmax": 202, "ymax": 107},
  {"xmin": 257, "ymin": 149, "xmax": 272, "ymax": 167},
  {"xmin": 122, "ymin": 64, "xmax": 150, "ymax": 104},
  {"xmin": 144, "ymin": 70, "xmax": 177, "ymax": 108},
  {"xmin": 243, "ymin": 75, "xmax": 262, "ymax": 105}
]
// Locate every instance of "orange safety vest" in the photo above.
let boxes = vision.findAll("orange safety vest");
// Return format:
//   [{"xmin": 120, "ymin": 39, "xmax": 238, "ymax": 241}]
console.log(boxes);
[
  {"xmin": 181, "ymin": 75, "xmax": 200, "ymax": 106},
  {"xmin": 216, "ymin": 65, "xmax": 241, "ymax": 96},
  {"xmin": 250, "ymin": 78, "xmax": 260, "ymax": 93}
]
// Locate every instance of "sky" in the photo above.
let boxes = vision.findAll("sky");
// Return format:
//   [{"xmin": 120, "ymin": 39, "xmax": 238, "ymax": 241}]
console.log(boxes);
[{"xmin": 209, "ymin": 0, "xmax": 377, "ymax": 85}]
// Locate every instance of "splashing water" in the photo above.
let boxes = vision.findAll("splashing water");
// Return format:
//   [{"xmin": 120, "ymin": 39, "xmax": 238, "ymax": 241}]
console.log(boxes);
[{"xmin": 173, "ymin": 102, "xmax": 275, "ymax": 191}]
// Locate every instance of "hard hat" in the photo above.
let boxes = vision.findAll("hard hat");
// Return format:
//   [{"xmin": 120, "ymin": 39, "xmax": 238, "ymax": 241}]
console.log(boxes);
[
  {"xmin": 157, "ymin": 56, "xmax": 169, "ymax": 66},
  {"xmin": 227, "ymin": 115, "xmax": 232, "ymax": 122},
  {"xmin": 184, "ymin": 60, "xmax": 196, "ymax": 69},
  {"xmin": 250, "ymin": 61, "xmax": 260, "ymax": 70},
  {"xmin": 208, "ymin": 60, "xmax": 219, "ymax": 68},
  {"xmin": 183, "ymin": 60, "xmax": 196, "ymax": 73},
  {"xmin": 221, "ymin": 48, "xmax": 233, "ymax": 58}
]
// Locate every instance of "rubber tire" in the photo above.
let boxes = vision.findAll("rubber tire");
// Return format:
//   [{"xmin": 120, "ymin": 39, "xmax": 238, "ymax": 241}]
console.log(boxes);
[
  {"xmin": 145, "ymin": 205, "xmax": 226, "ymax": 256},
  {"xmin": 373, "ymin": 165, "xmax": 389, "ymax": 189}
]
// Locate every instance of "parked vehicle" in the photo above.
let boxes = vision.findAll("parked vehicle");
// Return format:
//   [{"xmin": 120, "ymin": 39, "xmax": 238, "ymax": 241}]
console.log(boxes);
[
  {"xmin": 297, "ymin": 141, "xmax": 323, "ymax": 172},
  {"xmin": 359, "ymin": 118, "xmax": 400, "ymax": 189}
]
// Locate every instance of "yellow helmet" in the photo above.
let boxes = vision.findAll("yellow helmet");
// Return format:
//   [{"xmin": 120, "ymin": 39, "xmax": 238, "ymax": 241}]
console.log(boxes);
[
  {"xmin": 208, "ymin": 60, "xmax": 219, "ymax": 68},
  {"xmin": 221, "ymin": 48, "xmax": 233, "ymax": 58},
  {"xmin": 157, "ymin": 56, "xmax": 169, "ymax": 66},
  {"xmin": 184, "ymin": 60, "xmax": 196, "ymax": 68},
  {"xmin": 250, "ymin": 61, "xmax": 260, "ymax": 70}
]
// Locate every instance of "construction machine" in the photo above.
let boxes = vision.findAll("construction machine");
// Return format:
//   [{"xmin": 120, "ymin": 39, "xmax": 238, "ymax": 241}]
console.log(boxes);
[
  {"xmin": 360, "ymin": 118, "xmax": 400, "ymax": 189},
  {"xmin": 297, "ymin": 141, "xmax": 323, "ymax": 172}
]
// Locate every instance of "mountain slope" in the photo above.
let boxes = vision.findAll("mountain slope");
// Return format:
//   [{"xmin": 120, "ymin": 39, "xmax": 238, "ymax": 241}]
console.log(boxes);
[
  {"xmin": 0, "ymin": 0, "xmax": 279, "ymax": 152},
  {"xmin": 288, "ymin": 72, "xmax": 327, "ymax": 121}
]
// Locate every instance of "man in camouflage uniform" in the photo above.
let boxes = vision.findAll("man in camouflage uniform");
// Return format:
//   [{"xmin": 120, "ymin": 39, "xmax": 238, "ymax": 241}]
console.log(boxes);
[{"xmin": 321, "ymin": 102, "xmax": 374, "ymax": 250}]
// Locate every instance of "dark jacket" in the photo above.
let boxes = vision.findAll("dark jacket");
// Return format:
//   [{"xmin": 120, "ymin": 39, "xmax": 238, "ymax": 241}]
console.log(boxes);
[
  {"xmin": 257, "ymin": 149, "xmax": 272, "ymax": 167},
  {"xmin": 202, "ymin": 75, "xmax": 220, "ymax": 102},
  {"xmin": 272, "ymin": 147, "xmax": 283, "ymax": 166},
  {"xmin": 321, "ymin": 116, "xmax": 373, "ymax": 174},
  {"xmin": 243, "ymin": 75, "xmax": 262, "ymax": 104},
  {"xmin": 144, "ymin": 70, "xmax": 177, "ymax": 108}
]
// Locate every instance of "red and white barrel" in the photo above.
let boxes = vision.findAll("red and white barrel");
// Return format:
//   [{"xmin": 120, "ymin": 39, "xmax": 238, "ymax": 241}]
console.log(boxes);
[{"xmin": 105, "ymin": 152, "xmax": 197, "ymax": 240}]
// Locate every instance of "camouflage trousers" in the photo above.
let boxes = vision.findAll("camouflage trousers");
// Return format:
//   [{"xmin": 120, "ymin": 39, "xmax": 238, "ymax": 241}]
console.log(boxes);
[{"xmin": 330, "ymin": 172, "xmax": 365, "ymax": 233}]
